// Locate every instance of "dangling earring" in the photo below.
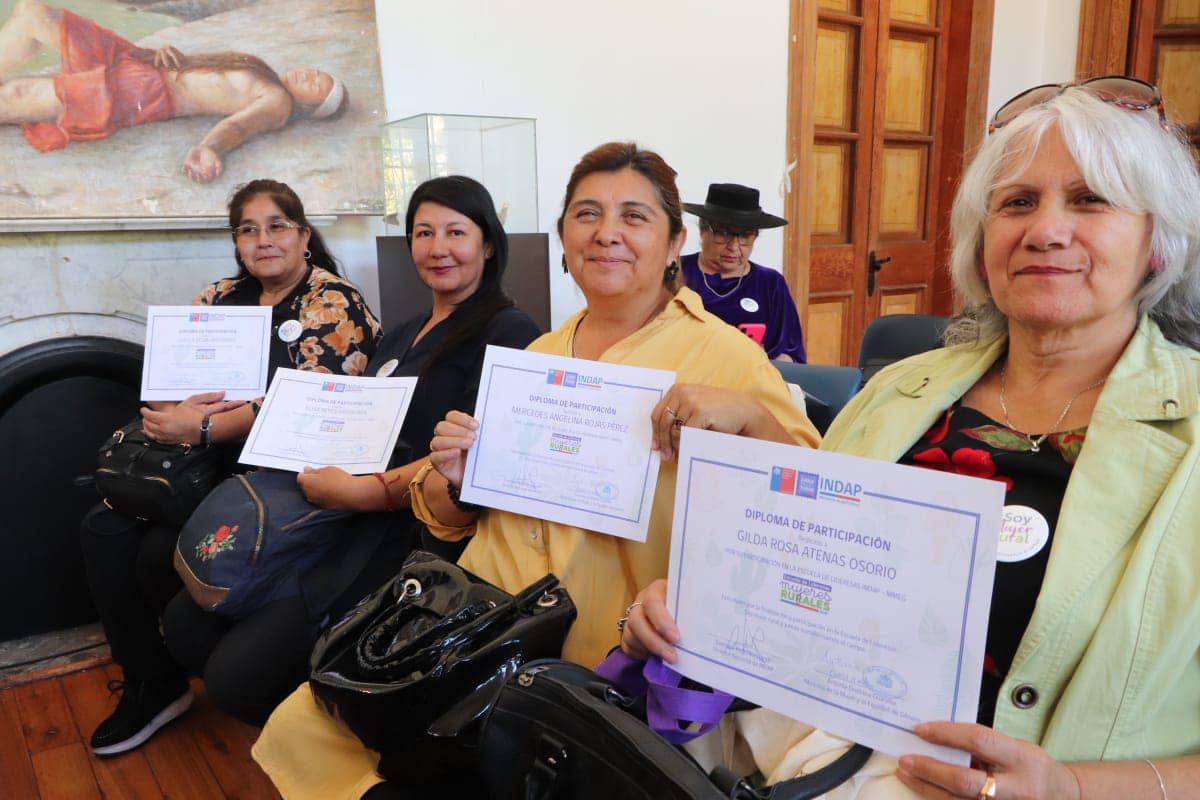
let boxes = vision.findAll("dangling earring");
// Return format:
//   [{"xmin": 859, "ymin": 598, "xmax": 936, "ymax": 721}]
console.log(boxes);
[
  {"xmin": 304, "ymin": 249, "xmax": 312, "ymax": 261},
  {"xmin": 561, "ymin": 254, "xmax": 569, "ymax": 274},
  {"xmin": 663, "ymin": 260, "xmax": 680, "ymax": 282}
]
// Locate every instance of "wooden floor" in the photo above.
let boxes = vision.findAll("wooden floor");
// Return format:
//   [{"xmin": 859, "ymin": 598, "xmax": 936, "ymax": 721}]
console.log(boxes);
[{"xmin": 0, "ymin": 658, "xmax": 280, "ymax": 799}]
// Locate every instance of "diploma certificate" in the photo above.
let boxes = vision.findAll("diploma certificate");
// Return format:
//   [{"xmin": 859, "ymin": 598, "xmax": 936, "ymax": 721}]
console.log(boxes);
[
  {"xmin": 239, "ymin": 369, "xmax": 417, "ymax": 474},
  {"xmin": 141, "ymin": 305, "xmax": 272, "ymax": 401},
  {"xmin": 668, "ymin": 428, "xmax": 1004, "ymax": 764},
  {"xmin": 461, "ymin": 346, "xmax": 675, "ymax": 541}
]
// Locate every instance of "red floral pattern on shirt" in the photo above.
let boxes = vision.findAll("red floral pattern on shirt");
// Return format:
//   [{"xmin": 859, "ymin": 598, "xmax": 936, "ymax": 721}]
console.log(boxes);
[{"xmin": 911, "ymin": 446, "xmax": 1014, "ymax": 489}]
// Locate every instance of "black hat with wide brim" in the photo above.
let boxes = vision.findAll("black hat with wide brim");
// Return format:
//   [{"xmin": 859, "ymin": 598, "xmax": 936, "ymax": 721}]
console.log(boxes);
[{"xmin": 683, "ymin": 183, "xmax": 788, "ymax": 230}]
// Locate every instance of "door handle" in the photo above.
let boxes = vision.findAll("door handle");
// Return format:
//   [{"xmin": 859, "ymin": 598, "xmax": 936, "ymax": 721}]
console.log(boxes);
[{"xmin": 867, "ymin": 250, "xmax": 892, "ymax": 296}]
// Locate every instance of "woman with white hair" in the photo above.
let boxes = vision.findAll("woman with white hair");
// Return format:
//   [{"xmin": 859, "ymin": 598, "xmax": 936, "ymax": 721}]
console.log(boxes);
[{"xmin": 624, "ymin": 77, "xmax": 1200, "ymax": 798}]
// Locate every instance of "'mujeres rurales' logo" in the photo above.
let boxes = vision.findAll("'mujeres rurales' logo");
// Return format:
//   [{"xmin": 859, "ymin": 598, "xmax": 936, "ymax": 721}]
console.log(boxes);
[
  {"xmin": 780, "ymin": 573, "xmax": 832, "ymax": 613},
  {"xmin": 770, "ymin": 467, "xmax": 862, "ymax": 505},
  {"xmin": 549, "ymin": 432, "xmax": 582, "ymax": 455},
  {"xmin": 546, "ymin": 368, "xmax": 604, "ymax": 389}
]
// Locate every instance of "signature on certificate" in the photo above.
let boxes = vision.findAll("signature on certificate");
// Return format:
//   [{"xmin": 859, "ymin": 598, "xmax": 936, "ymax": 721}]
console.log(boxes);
[{"xmin": 722, "ymin": 613, "xmax": 767, "ymax": 661}]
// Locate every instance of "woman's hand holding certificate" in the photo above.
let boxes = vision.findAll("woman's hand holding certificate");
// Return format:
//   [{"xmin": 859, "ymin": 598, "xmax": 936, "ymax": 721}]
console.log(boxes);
[
  {"xmin": 239, "ymin": 369, "xmax": 417, "ymax": 474},
  {"xmin": 457, "ymin": 345, "xmax": 675, "ymax": 541}
]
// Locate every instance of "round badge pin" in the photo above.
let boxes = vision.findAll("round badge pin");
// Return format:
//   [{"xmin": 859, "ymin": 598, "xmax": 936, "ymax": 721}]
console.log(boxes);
[
  {"xmin": 376, "ymin": 359, "xmax": 399, "ymax": 378},
  {"xmin": 997, "ymin": 504, "xmax": 1051, "ymax": 562},
  {"xmin": 278, "ymin": 319, "xmax": 303, "ymax": 343},
  {"xmin": 740, "ymin": 297, "xmax": 760, "ymax": 313}
]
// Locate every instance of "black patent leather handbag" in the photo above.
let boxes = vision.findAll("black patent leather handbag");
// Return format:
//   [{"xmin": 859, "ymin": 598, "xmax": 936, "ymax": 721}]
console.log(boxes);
[{"xmin": 308, "ymin": 550, "xmax": 576, "ymax": 784}]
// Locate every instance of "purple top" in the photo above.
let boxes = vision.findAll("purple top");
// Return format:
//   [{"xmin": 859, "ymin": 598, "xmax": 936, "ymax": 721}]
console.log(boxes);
[{"xmin": 680, "ymin": 253, "xmax": 806, "ymax": 362}]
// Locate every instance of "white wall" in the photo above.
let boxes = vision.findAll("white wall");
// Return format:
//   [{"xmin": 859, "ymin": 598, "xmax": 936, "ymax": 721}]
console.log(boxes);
[
  {"xmin": 373, "ymin": 0, "xmax": 792, "ymax": 329},
  {"xmin": 987, "ymin": 0, "xmax": 1082, "ymax": 119}
]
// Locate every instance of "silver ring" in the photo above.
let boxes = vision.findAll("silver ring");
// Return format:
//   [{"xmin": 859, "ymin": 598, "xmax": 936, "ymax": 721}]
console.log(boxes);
[{"xmin": 616, "ymin": 600, "xmax": 643, "ymax": 633}]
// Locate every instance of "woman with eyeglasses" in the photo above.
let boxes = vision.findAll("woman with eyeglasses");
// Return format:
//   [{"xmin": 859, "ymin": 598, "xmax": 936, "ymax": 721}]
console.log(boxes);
[
  {"xmin": 680, "ymin": 182, "xmax": 806, "ymax": 362},
  {"xmin": 80, "ymin": 178, "xmax": 380, "ymax": 757},
  {"xmin": 625, "ymin": 79, "xmax": 1200, "ymax": 799}
]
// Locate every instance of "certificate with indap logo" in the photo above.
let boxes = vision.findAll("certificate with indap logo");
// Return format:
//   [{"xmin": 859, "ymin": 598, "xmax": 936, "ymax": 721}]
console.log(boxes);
[
  {"xmin": 461, "ymin": 346, "xmax": 675, "ymax": 541},
  {"xmin": 668, "ymin": 428, "xmax": 1004, "ymax": 764},
  {"xmin": 239, "ymin": 368, "xmax": 417, "ymax": 474},
  {"xmin": 141, "ymin": 305, "xmax": 272, "ymax": 401}
]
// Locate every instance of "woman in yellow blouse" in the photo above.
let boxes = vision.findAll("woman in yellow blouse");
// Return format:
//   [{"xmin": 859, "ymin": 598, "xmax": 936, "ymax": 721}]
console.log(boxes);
[{"xmin": 252, "ymin": 142, "xmax": 818, "ymax": 799}]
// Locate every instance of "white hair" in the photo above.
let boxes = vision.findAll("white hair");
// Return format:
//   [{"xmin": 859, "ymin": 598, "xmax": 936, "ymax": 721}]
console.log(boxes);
[{"xmin": 944, "ymin": 88, "xmax": 1200, "ymax": 350}]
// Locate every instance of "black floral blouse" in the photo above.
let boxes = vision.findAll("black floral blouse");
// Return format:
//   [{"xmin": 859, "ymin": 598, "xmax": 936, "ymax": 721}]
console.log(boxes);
[
  {"xmin": 193, "ymin": 265, "xmax": 381, "ymax": 378},
  {"xmin": 898, "ymin": 404, "xmax": 1083, "ymax": 726}
]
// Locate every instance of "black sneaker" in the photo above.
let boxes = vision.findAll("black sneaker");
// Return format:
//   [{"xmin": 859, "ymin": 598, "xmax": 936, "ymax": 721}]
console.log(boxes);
[{"xmin": 90, "ymin": 677, "xmax": 194, "ymax": 756}]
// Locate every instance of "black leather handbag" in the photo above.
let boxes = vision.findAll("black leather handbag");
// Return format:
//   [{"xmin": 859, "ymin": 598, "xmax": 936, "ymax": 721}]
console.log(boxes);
[
  {"xmin": 475, "ymin": 659, "xmax": 873, "ymax": 800},
  {"xmin": 308, "ymin": 551, "xmax": 577, "ymax": 784},
  {"xmin": 94, "ymin": 417, "xmax": 228, "ymax": 526}
]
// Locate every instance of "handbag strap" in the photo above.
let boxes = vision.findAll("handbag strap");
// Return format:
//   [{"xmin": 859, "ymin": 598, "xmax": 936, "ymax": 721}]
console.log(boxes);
[
  {"xmin": 711, "ymin": 742, "xmax": 874, "ymax": 800},
  {"xmin": 594, "ymin": 650, "xmax": 734, "ymax": 745}
]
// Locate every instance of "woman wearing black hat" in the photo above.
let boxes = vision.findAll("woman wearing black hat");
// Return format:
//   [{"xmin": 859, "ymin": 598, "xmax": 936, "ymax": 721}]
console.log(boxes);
[{"xmin": 681, "ymin": 183, "xmax": 807, "ymax": 362}]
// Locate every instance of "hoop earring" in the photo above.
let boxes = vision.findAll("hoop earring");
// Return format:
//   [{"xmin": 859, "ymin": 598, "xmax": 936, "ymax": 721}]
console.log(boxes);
[
  {"xmin": 663, "ymin": 260, "xmax": 680, "ymax": 282},
  {"xmin": 561, "ymin": 254, "xmax": 569, "ymax": 274},
  {"xmin": 304, "ymin": 249, "xmax": 312, "ymax": 261}
]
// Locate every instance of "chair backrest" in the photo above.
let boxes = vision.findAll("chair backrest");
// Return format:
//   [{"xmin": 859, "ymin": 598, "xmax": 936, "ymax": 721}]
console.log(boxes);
[
  {"xmin": 857, "ymin": 314, "xmax": 949, "ymax": 385},
  {"xmin": 771, "ymin": 362, "xmax": 863, "ymax": 436}
]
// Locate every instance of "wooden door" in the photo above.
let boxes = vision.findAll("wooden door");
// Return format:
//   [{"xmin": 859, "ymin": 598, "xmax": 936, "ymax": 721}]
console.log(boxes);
[
  {"xmin": 1078, "ymin": 0, "xmax": 1200, "ymax": 149},
  {"xmin": 1132, "ymin": 0, "xmax": 1200, "ymax": 149},
  {"xmin": 802, "ymin": 0, "xmax": 951, "ymax": 366}
]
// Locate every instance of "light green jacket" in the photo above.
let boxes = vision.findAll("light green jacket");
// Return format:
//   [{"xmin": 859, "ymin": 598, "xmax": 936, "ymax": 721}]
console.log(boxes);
[{"xmin": 821, "ymin": 317, "xmax": 1200, "ymax": 761}]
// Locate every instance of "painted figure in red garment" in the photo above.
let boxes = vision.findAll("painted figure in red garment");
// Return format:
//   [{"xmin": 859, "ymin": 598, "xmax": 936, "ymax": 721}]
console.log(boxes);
[{"xmin": 0, "ymin": 0, "xmax": 348, "ymax": 183}]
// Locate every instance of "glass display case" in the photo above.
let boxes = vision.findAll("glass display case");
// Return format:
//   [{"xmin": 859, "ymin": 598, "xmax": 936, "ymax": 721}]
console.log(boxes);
[{"xmin": 382, "ymin": 114, "xmax": 538, "ymax": 231}]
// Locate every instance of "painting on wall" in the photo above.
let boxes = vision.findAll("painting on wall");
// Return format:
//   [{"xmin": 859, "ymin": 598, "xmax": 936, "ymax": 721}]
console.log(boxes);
[{"xmin": 0, "ymin": 0, "xmax": 385, "ymax": 221}]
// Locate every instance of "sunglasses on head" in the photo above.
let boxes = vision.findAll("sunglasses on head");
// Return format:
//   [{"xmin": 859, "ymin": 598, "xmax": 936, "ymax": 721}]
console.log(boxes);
[{"xmin": 989, "ymin": 75, "xmax": 1165, "ymax": 134}]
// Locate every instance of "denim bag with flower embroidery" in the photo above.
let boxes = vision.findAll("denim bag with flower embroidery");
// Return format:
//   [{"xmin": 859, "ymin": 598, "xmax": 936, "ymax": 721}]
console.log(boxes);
[{"xmin": 174, "ymin": 470, "xmax": 353, "ymax": 618}]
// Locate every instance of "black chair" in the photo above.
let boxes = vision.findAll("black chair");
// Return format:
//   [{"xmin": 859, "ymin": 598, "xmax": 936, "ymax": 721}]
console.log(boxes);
[
  {"xmin": 771, "ymin": 361, "xmax": 863, "ymax": 436},
  {"xmin": 857, "ymin": 314, "xmax": 950, "ymax": 385}
]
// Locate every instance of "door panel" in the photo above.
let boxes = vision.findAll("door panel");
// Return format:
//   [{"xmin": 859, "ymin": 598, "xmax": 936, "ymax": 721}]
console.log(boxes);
[
  {"xmin": 1156, "ymin": 44, "xmax": 1200, "ymax": 129},
  {"xmin": 879, "ymin": 145, "xmax": 927, "ymax": 236},
  {"xmin": 815, "ymin": 25, "xmax": 858, "ymax": 129},
  {"xmin": 885, "ymin": 36, "xmax": 934, "ymax": 132},
  {"xmin": 880, "ymin": 289, "xmax": 921, "ymax": 316},
  {"xmin": 1161, "ymin": 0, "xmax": 1200, "ymax": 24},
  {"xmin": 807, "ymin": 298, "xmax": 852, "ymax": 366},
  {"xmin": 811, "ymin": 143, "xmax": 853, "ymax": 238},
  {"xmin": 892, "ymin": 0, "xmax": 936, "ymax": 24}
]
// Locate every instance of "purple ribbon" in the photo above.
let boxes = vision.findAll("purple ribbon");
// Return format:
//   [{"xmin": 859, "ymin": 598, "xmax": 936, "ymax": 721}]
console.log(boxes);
[{"xmin": 595, "ymin": 650, "xmax": 734, "ymax": 744}]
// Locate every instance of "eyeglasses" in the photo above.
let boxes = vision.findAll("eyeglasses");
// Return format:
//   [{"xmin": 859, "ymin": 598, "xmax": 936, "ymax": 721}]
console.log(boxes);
[
  {"xmin": 989, "ymin": 75, "xmax": 1165, "ymax": 134},
  {"xmin": 705, "ymin": 226, "xmax": 759, "ymax": 246},
  {"xmin": 232, "ymin": 220, "xmax": 303, "ymax": 241}
]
